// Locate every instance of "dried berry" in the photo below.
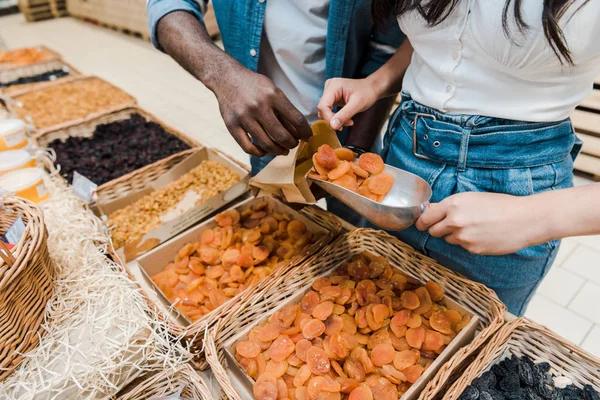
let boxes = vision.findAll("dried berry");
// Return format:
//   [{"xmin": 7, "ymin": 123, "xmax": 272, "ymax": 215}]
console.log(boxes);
[
  {"xmin": 459, "ymin": 386, "xmax": 481, "ymax": 400},
  {"xmin": 473, "ymin": 371, "xmax": 497, "ymax": 391},
  {"xmin": 498, "ymin": 372, "xmax": 520, "ymax": 393},
  {"xmin": 0, "ymin": 68, "xmax": 70, "ymax": 89}
]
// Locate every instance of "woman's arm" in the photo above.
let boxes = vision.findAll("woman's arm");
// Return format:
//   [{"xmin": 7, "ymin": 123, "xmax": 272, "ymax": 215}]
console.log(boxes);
[
  {"xmin": 416, "ymin": 184, "xmax": 600, "ymax": 256},
  {"xmin": 317, "ymin": 40, "xmax": 414, "ymax": 130}
]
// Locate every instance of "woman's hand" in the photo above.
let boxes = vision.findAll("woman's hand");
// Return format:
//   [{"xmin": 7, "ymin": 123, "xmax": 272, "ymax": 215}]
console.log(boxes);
[
  {"xmin": 415, "ymin": 192, "xmax": 545, "ymax": 255},
  {"xmin": 317, "ymin": 77, "xmax": 381, "ymax": 131}
]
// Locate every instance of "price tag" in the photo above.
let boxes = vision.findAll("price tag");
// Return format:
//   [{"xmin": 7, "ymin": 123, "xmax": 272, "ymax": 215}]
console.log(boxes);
[
  {"xmin": 72, "ymin": 171, "xmax": 98, "ymax": 204},
  {"xmin": 3, "ymin": 216, "xmax": 26, "ymax": 245}
]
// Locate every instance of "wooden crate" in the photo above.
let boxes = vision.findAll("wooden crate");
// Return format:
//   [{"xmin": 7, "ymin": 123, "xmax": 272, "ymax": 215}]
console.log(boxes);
[
  {"xmin": 49, "ymin": 0, "xmax": 66, "ymax": 17},
  {"xmin": 573, "ymin": 77, "xmax": 600, "ymax": 181},
  {"xmin": 66, "ymin": 0, "xmax": 219, "ymax": 42},
  {"xmin": 18, "ymin": 0, "xmax": 54, "ymax": 21}
]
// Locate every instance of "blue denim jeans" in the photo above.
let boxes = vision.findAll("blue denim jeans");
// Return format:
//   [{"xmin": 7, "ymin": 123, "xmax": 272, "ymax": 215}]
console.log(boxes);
[{"xmin": 377, "ymin": 94, "xmax": 582, "ymax": 316}]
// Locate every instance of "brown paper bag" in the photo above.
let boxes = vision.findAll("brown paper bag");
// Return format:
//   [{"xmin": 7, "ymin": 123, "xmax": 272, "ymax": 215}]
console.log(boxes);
[{"xmin": 250, "ymin": 120, "xmax": 342, "ymax": 204}]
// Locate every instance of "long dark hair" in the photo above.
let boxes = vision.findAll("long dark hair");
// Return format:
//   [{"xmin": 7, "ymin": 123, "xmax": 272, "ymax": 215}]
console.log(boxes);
[{"xmin": 372, "ymin": 0, "xmax": 589, "ymax": 65}]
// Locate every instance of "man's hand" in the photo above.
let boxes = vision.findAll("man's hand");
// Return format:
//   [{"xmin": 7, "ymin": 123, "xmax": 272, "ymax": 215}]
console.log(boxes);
[
  {"xmin": 156, "ymin": 11, "xmax": 311, "ymax": 157},
  {"xmin": 215, "ymin": 66, "xmax": 312, "ymax": 157},
  {"xmin": 415, "ymin": 192, "xmax": 543, "ymax": 256}
]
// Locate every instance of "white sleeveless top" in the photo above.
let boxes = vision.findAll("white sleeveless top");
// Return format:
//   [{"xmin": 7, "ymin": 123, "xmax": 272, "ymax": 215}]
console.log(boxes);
[{"xmin": 399, "ymin": 0, "xmax": 600, "ymax": 122}]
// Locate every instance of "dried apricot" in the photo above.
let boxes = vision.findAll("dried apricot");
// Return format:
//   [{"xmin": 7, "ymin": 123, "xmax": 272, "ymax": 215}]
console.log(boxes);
[
  {"xmin": 367, "ymin": 328, "xmax": 392, "ymax": 350},
  {"xmin": 328, "ymin": 161, "xmax": 352, "ymax": 181},
  {"xmin": 358, "ymin": 186, "xmax": 379, "ymax": 202},
  {"xmin": 372, "ymin": 304, "xmax": 389, "ymax": 324},
  {"xmin": 429, "ymin": 311, "xmax": 453, "ymax": 335},
  {"xmin": 266, "ymin": 360, "xmax": 289, "ymax": 378},
  {"xmin": 270, "ymin": 335, "xmax": 296, "ymax": 362},
  {"xmin": 426, "ymin": 280, "xmax": 444, "ymax": 302},
  {"xmin": 337, "ymin": 378, "xmax": 360, "ymax": 394},
  {"xmin": 445, "ymin": 309, "xmax": 462, "ymax": 328},
  {"xmin": 413, "ymin": 287, "xmax": 433, "ymax": 315},
  {"xmin": 277, "ymin": 378, "xmax": 287, "ymax": 398},
  {"xmin": 370, "ymin": 381, "xmax": 397, "ymax": 400},
  {"xmin": 406, "ymin": 326, "xmax": 426, "ymax": 349},
  {"xmin": 370, "ymin": 343, "xmax": 395, "ymax": 367},
  {"xmin": 295, "ymin": 313, "xmax": 312, "ymax": 329},
  {"xmin": 259, "ymin": 324, "xmax": 281, "ymax": 342},
  {"xmin": 347, "ymin": 260, "xmax": 371, "ymax": 280},
  {"xmin": 320, "ymin": 285, "xmax": 342, "ymax": 301},
  {"xmin": 329, "ymin": 332, "xmax": 349, "ymax": 359},
  {"xmin": 393, "ymin": 350, "xmax": 418, "ymax": 370},
  {"xmin": 302, "ymin": 319, "xmax": 326, "ymax": 339},
  {"xmin": 341, "ymin": 314, "xmax": 357, "ymax": 335},
  {"xmin": 294, "ymin": 364, "xmax": 312, "ymax": 388},
  {"xmin": 324, "ymin": 315, "xmax": 344, "ymax": 336},
  {"xmin": 296, "ymin": 386, "xmax": 309, "ymax": 400},
  {"xmin": 312, "ymin": 301, "xmax": 334, "ymax": 321},
  {"xmin": 403, "ymin": 364, "xmax": 424, "ymax": 384},
  {"xmin": 331, "ymin": 360, "xmax": 347, "ymax": 378},
  {"xmin": 380, "ymin": 364, "xmax": 408, "ymax": 384},
  {"xmin": 288, "ymin": 220, "xmax": 307, "ymax": 240},
  {"xmin": 254, "ymin": 373, "xmax": 279, "ymax": 400},
  {"xmin": 358, "ymin": 153, "xmax": 385, "ymax": 174},
  {"xmin": 295, "ymin": 339, "xmax": 312, "ymax": 362},
  {"xmin": 316, "ymin": 144, "xmax": 339, "ymax": 170},
  {"xmin": 456, "ymin": 314, "xmax": 471, "ymax": 332},
  {"xmin": 335, "ymin": 147, "xmax": 356, "ymax": 162},
  {"xmin": 406, "ymin": 313, "xmax": 422, "ymax": 329},
  {"xmin": 367, "ymin": 173, "xmax": 393, "ymax": 196},
  {"xmin": 400, "ymin": 291, "xmax": 420, "ymax": 310},
  {"xmin": 332, "ymin": 175, "xmax": 359, "ymax": 193},
  {"xmin": 350, "ymin": 163, "xmax": 370, "ymax": 179},
  {"xmin": 301, "ymin": 291, "xmax": 320, "ymax": 314},
  {"xmin": 319, "ymin": 375, "xmax": 341, "ymax": 392},
  {"xmin": 343, "ymin": 358, "xmax": 366, "ymax": 381},
  {"xmin": 236, "ymin": 340, "xmax": 261, "ymax": 358},
  {"xmin": 313, "ymin": 154, "xmax": 330, "ymax": 176},
  {"xmin": 422, "ymin": 329, "xmax": 445, "ymax": 352},
  {"xmin": 350, "ymin": 347, "xmax": 374, "ymax": 374},
  {"xmin": 312, "ymin": 278, "xmax": 331, "ymax": 291},
  {"xmin": 239, "ymin": 357, "xmax": 258, "ymax": 379},
  {"xmin": 306, "ymin": 346, "xmax": 331, "ymax": 375},
  {"xmin": 349, "ymin": 385, "xmax": 373, "ymax": 400}
]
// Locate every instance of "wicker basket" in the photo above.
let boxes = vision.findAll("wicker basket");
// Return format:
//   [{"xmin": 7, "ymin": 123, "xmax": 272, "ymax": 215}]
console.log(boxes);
[
  {"xmin": 8, "ymin": 75, "xmax": 137, "ymax": 134},
  {"xmin": 0, "ymin": 60, "xmax": 81, "ymax": 96},
  {"xmin": 445, "ymin": 318, "xmax": 600, "ymax": 399},
  {"xmin": 0, "ymin": 46, "xmax": 62, "ymax": 72},
  {"xmin": 205, "ymin": 228, "xmax": 507, "ymax": 400},
  {"xmin": 127, "ymin": 196, "xmax": 342, "ymax": 371},
  {"xmin": 0, "ymin": 196, "xmax": 55, "ymax": 381},
  {"xmin": 32, "ymin": 105, "xmax": 202, "ymax": 202},
  {"xmin": 114, "ymin": 364, "xmax": 212, "ymax": 400}
]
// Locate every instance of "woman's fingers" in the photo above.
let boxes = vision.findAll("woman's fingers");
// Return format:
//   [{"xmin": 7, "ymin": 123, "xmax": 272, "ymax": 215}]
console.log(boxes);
[
  {"xmin": 330, "ymin": 97, "xmax": 366, "ymax": 130},
  {"xmin": 317, "ymin": 79, "xmax": 342, "ymax": 124},
  {"xmin": 415, "ymin": 203, "xmax": 447, "ymax": 231}
]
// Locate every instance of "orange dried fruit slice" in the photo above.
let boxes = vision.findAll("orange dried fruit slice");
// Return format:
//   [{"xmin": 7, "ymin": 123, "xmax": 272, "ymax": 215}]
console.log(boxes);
[
  {"xmin": 288, "ymin": 220, "xmax": 307, "ymax": 239},
  {"xmin": 350, "ymin": 347, "xmax": 374, "ymax": 374},
  {"xmin": 358, "ymin": 185, "xmax": 380, "ymax": 202},
  {"xmin": 400, "ymin": 291, "xmax": 420, "ymax": 310},
  {"xmin": 328, "ymin": 161, "xmax": 352, "ymax": 181},
  {"xmin": 422, "ymin": 329, "xmax": 445, "ymax": 352},
  {"xmin": 343, "ymin": 358, "xmax": 366, "ymax": 381},
  {"xmin": 445, "ymin": 309, "xmax": 463, "ymax": 328},
  {"xmin": 335, "ymin": 147, "xmax": 356, "ymax": 162},
  {"xmin": 406, "ymin": 326, "xmax": 426, "ymax": 349},
  {"xmin": 341, "ymin": 314, "xmax": 357, "ymax": 335},
  {"xmin": 429, "ymin": 311, "xmax": 453, "ymax": 335},
  {"xmin": 413, "ymin": 287, "xmax": 433, "ymax": 315},
  {"xmin": 239, "ymin": 357, "xmax": 258, "ymax": 378},
  {"xmin": 372, "ymin": 304, "xmax": 390, "ymax": 324},
  {"xmin": 406, "ymin": 312, "xmax": 422, "ymax": 329},
  {"xmin": 293, "ymin": 364, "xmax": 312, "ymax": 388},
  {"xmin": 200, "ymin": 229, "xmax": 214, "ymax": 245},
  {"xmin": 306, "ymin": 346, "xmax": 331, "ymax": 375},
  {"xmin": 295, "ymin": 339, "xmax": 312, "ymax": 362},
  {"xmin": 324, "ymin": 315, "xmax": 344, "ymax": 336},
  {"xmin": 370, "ymin": 343, "xmax": 395, "ymax": 367},
  {"xmin": 404, "ymin": 364, "xmax": 425, "ymax": 384},
  {"xmin": 301, "ymin": 291, "xmax": 320, "ymax": 314},
  {"xmin": 270, "ymin": 335, "xmax": 296, "ymax": 362},
  {"xmin": 237, "ymin": 340, "xmax": 261, "ymax": 358},
  {"xmin": 338, "ymin": 378, "xmax": 361, "ymax": 394},
  {"xmin": 393, "ymin": 350, "xmax": 418, "ymax": 371},
  {"xmin": 358, "ymin": 153, "xmax": 385, "ymax": 175},
  {"xmin": 350, "ymin": 162, "xmax": 369, "ymax": 179},
  {"xmin": 367, "ymin": 173, "xmax": 393, "ymax": 196},
  {"xmin": 316, "ymin": 144, "xmax": 339, "ymax": 170},
  {"xmin": 302, "ymin": 319, "xmax": 326, "ymax": 339},
  {"xmin": 312, "ymin": 277, "xmax": 331, "ymax": 291},
  {"xmin": 456, "ymin": 314, "xmax": 471, "ymax": 332},
  {"xmin": 312, "ymin": 301, "xmax": 334, "ymax": 321},
  {"xmin": 266, "ymin": 359, "xmax": 289, "ymax": 378},
  {"xmin": 332, "ymin": 175, "xmax": 359, "ymax": 193},
  {"xmin": 426, "ymin": 280, "xmax": 445, "ymax": 302},
  {"xmin": 329, "ymin": 332, "xmax": 349, "ymax": 359},
  {"xmin": 349, "ymin": 385, "xmax": 373, "ymax": 400},
  {"xmin": 296, "ymin": 386, "xmax": 309, "ymax": 400},
  {"xmin": 254, "ymin": 373, "xmax": 279, "ymax": 400},
  {"xmin": 312, "ymin": 154, "xmax": 330, "ymax": 176}
]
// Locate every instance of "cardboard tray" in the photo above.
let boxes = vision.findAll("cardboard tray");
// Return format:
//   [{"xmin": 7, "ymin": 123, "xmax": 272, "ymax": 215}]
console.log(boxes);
[
  {"xmin": 96, "ymin": 148, "xmax": 250, "ymax": 262},
  {"xmin": 133, "ymin": 196, "xmax": 331, "ymax": 328},
  {"xmin": 222, "ymin": 267, "xmax": 479, "ymax": 400}
]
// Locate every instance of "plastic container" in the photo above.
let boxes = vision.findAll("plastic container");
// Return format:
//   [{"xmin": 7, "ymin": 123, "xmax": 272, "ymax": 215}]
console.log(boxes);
[
  {"xmin": 0, "ymin": 119, "xmax": 28, "ymax": 151},
  {"xmin": 0, "ymin": 150, "xmax": 36, "ymax": 176},
  {"xmin": 0, "ymin": 167, "xmax": 50, "ymax": 203}
]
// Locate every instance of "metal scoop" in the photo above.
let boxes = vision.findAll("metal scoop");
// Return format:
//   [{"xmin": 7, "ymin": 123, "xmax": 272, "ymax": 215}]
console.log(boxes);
[{"xmin": 309, "ymin": 163, "xmax": 432, "ymax": 231}]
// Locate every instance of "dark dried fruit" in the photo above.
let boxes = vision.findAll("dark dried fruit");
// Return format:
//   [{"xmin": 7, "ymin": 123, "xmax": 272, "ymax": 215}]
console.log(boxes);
[
  {"xmin": 498, "ymin": 372, "xmax": 520, "ymax": 392},
  {"xmin": 0, "ymin": 68, "xmax": 70, "ymax": 88},
  {"xmin": 459, "ymin": 386, "xmax": 480, "ymax": 400},
  {"xmin": 473, "ymin": 371, "xmax": 497, "ymax": 391}
]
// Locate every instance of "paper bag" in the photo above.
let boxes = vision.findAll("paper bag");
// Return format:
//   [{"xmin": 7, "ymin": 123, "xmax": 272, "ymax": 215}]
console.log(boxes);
[{"xmin": 250, "ymin": 120, "xmax": 342, "ymax": 204}]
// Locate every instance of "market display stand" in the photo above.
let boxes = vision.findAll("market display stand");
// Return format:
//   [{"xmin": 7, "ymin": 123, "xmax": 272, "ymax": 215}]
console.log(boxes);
[
  {"xmin": 17, "ymin": 0, "xmax": 53, "ymax": 22},
  {"xmin": 573, "ymin": 76, "xmax": 600, "ymax": 180}
]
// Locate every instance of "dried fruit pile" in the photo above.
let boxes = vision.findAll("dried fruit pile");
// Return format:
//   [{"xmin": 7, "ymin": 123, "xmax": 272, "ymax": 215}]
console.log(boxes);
[
  {"xmin": 0, "ymin": 48, "xmax": 54, "ymax": 67},
  {"xmin": 459, "ymin": 355, "xmax": 600, "ymax": 400},
  {"xmin": 0, "ymin": 69, "xmax": 70, "ymax": 89},
  {"xmin": 310, "ymin": 145, "xmax": 393, "ymax": 203},
  {"xmin": 108, "ymin": 160, "xmax": 239, "ymax": 249},
  {"xmin": 49, "ymin": 113, "xmax": 190, "ymax": 185},
  {"xmin": 14, "ymin": 77, "xmax": 134, "ymax": 129},
  {"xmin": 152, "ymin": 202, "xmax": 322, "ymax": 322},
  {"xmin": 234, "ymin": 251, "xmax": 471, "ymax": 400}
]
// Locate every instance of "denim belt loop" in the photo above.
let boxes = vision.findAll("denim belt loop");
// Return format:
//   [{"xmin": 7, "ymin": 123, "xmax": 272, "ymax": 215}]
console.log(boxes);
[
  {"xmin": 457, "ymin": 128, "xmax": 471, "ymax": 172},
  {"xmin": 413, "ymin": 113, "xmax": 437, "ymax": 160}
]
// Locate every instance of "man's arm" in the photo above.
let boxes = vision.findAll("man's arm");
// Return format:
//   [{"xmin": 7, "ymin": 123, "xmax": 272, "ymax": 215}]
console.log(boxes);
[
  {"xmin": 148, "ymin": 3, "xmax": 312, "ymax": 156},
  {"xmin": 344, "ymin": 17, "xmax": 406, "ymax": 151}
]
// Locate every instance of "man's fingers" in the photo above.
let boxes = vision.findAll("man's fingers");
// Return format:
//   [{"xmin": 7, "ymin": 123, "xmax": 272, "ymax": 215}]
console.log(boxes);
[
  {"xmin": 274, "ymin": 93, "xmax": 312, "ymax": 140},
  {"xmin": 242, "ymin": 119, "xmax": 288, "ymax": 156},
  {"xmin": 229, "ymin": 125, "xmax": 265, "ymax": 157},
  {"xmin": 330, "ymin": 97, "xmax": 364, "ymax": 131},
  {"xmin": 261, "ymin": 111, "xmax": 299, "ymax": 150},
  {"xmin": 415, "ymin": 203, "xmax": 447, "ymax": 231}
]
